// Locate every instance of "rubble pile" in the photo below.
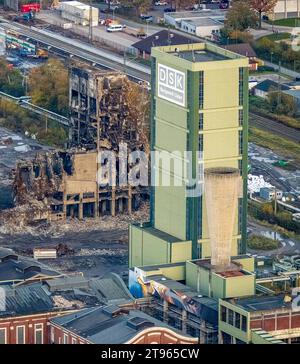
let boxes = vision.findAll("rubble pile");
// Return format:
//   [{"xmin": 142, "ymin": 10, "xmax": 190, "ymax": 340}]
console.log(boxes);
[
  {"xmin": 13, "ymin": 151, "xmax": 74, "ymax": 205},
  {"xmin": 248, "ymin": 174, "xmax": 274, "ymax": 194}
]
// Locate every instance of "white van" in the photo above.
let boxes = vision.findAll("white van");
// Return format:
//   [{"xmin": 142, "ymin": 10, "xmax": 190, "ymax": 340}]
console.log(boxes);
[{"xmin": 106, "ymin": 24, "xmax": 124, "ymax": 32}]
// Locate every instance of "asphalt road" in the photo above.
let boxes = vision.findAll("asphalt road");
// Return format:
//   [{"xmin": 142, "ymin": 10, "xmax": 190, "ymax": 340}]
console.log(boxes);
[{"xmin": 250, "ymin": 112, "xmax": 300, "ymax": 144}]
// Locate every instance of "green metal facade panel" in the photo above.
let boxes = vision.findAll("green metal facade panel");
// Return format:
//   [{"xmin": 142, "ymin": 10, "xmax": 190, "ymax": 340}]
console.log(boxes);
[
  {"xmin": 155, "ymin": 120, "xmax": 188, "ymax": 152},
  {"xmin": 155, "ymin": 185, "xmax": 187, "ymax": 240},
  {"xmin": 129, "ymin": 225, "xmax": 143, "ymax": 268},
  {"xmin": 185, "ymin": 261, "xmax": 199, "ymax": 290},
  {"xmin": 225, "ymin": 274, "xmax": 255, "ymax": 298},
  {"xmin": 211, "ymin": 274, "xmax": 226, "ymax": 299},
  {"xmin": 142, "ymin": 230, "xmax": 171, "ymax": 266},
  {"xmin": 186, "ymin": 70, "xmax": 201, "ymax": 260},
  {"xmin": 241, "ymin": 67, "xmax": 249, "ymax": 254}
]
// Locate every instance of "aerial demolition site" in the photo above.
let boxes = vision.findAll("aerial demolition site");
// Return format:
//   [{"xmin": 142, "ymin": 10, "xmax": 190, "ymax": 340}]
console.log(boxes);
[{"xmin": 0, "ymin": 64, "xmax": 150, "ymax": 228}]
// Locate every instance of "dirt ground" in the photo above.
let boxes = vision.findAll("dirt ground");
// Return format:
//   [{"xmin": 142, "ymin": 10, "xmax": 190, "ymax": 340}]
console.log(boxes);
[{"xmin": 0, "ymin": 202, "xmax": 149, "ymax": 278}]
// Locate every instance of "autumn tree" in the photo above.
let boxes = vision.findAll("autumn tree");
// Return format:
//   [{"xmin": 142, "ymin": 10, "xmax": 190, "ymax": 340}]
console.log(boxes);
[
  {"xmin": 225, "ymin": 0, "xmax": 258, "ymax": 32},
  {"xmin": 0, "ymin": 59, "xmax": 24, "ymax": 97},
  {"xmin": 249, "ymin": 0, "xmax": 278, "ymax": 28},
  {"xmin": 28, "ymin": 59, "xmax": 68, "ymax": 116},
  {"xmin": 119, "ymin": 0, "xmax": 152, "ymax": 15},
  {"xmin": 170, "ymin": 0, "xmax": 196, "ymax": 10},
  {"xmin": 268, "ymin": 91, "xmax": 298, "ymax": 117}
]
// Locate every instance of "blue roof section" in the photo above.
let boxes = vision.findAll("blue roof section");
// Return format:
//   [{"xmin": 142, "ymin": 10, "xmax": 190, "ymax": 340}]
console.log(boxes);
[{"xmin": 255, "ymin": 79, "xmax": 290, "ymax": 92}]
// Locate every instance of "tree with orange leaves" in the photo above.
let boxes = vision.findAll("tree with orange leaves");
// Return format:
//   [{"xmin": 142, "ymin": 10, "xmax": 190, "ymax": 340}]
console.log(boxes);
[{"xmin": 249, "ymin": 0, "xmax": 278, "ymax": 28}]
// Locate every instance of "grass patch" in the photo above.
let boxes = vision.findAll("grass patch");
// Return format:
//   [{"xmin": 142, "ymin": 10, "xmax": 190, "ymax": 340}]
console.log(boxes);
[
  {"xmin": 248, "ymin": 234, "xmax": 279, "ymax": 250},
  {"xmin": 261, "ymin": 32, "xmax": 291, "ymax": 42},
  {"xmin": 272, "ymin": 18, "xmax": 300, "ymax": 27},
  {"xmin": 249, "ymin": 127, "xmax": 300, "ymax": 166}
]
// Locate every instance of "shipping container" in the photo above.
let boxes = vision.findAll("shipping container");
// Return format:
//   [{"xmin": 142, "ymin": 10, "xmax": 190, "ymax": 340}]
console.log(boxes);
[{"xmin": 20, "ymin": 3, "xmax": 40, "ymax": 12}]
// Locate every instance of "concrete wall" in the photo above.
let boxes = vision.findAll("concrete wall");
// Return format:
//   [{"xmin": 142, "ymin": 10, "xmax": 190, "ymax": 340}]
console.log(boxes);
[{"xmin": 129, "ymin": 225, "xmax": 192, "ymax": 268}]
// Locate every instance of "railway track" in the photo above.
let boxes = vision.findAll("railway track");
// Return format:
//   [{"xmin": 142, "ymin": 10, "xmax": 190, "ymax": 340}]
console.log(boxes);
[{"xmin": 250, "ymin": 112, "xmax": 300, "ymax": 144}]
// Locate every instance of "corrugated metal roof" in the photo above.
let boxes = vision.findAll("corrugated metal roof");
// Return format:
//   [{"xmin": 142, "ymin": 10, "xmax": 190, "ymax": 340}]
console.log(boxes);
[{"xmin": 0, "ymin": 283, "xmax": 54, "ymax": 317}]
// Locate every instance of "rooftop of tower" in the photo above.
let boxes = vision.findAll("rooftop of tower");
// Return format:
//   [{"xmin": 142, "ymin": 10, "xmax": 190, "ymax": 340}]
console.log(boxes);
[
  {"xmin": 151, "ymin": 42, "xmax": 249, "ymax": 70},
  {"xmin": 168, "ymin": 49, "xmax": 227, "ymax": 63}
]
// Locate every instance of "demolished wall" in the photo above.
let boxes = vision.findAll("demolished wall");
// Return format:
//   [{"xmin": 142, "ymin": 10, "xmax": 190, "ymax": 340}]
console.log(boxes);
[{"xmin": 69, "ymin": 65, "xmax": 150, "ymax": 154}]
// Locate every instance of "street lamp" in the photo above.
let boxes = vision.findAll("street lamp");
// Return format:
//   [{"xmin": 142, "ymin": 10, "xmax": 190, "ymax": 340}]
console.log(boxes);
[{"xmin": 270, "ymin": 51, "xmax": 274, "ymax": 64}]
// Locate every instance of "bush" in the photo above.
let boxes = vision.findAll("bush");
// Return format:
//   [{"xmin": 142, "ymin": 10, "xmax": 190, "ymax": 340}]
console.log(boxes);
[
  {"xmin": 248, "ymin": 235, "xmax": 279, "ymax": 250},
  {"xmin": 248, "ymin": 199, "xmax": 300, "ymax": 234}
]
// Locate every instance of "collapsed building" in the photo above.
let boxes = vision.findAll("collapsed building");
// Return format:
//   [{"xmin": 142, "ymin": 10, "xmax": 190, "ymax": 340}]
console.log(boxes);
[{"xmin": 3, "ymin": 64, "xmax": 150, "ymax": 223}]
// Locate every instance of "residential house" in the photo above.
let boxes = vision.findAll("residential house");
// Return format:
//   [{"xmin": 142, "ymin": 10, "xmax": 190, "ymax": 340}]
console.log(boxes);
[{"xmin": 132, "ymin": 30, "xmax": 197, "ymax": 60}]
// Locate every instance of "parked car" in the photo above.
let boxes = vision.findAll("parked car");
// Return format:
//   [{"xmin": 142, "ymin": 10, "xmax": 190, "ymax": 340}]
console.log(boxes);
[
  {"xmin": 164, "ymin": 7, "xmax": 176, "ymax": 13},
  {"xmin": 140, "ymin": 14, "xmax": 154, "ymax": 22},
  {"xmin": 106, "ymin": 24, "xmax": 126, "ymax": 32},
  {"xmin": 155, "ymin": 1, "xmax": 168, "ymax": 5}
]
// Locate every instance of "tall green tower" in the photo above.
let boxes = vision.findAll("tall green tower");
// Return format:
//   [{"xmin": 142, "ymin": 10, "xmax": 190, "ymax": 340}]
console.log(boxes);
[{"xmin": 129, "ymin": 42, "xmax": 249, "ymax": 268}]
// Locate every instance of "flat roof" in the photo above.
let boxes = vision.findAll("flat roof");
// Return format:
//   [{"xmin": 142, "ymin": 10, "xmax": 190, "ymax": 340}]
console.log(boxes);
[
  {"xmin": 50, "ymin": 306, "xmax": 192, "ymax": 344},
  {"xmin": 182, "ymin": 17, "xmax": 224, "ymax": 27},
  {"xmin": 169, "ymin": 49, "xmax": 228, "ymax": 62},
  {"xmin": 133, "ymin": 224, "xmax": 185, "ymax": 243},
  {"xmin": 165, "ymin": 9, "xmax": 227, "ymax": 20},
  {"xmin": 229, "ymin": 294, "xmax": 290, "ymax": 313},
  {"xmin": 218, "ymin": 270, "xmax": 245, "ymax": 278},
  {"xmin": 151, "ymin": 43, "xmax": 248, "ymax": 68}
]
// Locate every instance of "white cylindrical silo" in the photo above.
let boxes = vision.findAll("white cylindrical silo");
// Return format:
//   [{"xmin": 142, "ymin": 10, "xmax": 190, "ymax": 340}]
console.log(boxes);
[{"xmin": 204, "ymin": 167, "xmax": 241, "ymax": 268}]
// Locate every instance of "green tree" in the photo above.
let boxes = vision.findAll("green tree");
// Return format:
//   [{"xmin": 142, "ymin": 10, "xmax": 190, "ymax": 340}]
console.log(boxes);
[
  {"xmin": 225, "ymin": 0, "xmax": 258, "ymax": 31},
  {"xmin": 268, "ymin": 91, "xmax": 298, "ymax": 117},
  {"xmin": 0, "ymin": 59, "xmax": 25, "ymax": 97},
  {"xmin": 28, "ymin": 59, "xmax": 68, "ymax": 116},
  {"xmin": 261, "ymin": 203, "xmax": 274, "ymax": 219},
  {"xmin": 120, "ymin": 0, "xmax": 152, "ymax": 15}
]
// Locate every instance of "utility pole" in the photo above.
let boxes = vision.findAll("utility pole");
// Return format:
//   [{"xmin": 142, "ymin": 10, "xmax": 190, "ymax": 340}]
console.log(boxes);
[
  {"xmin": 274, "ymin": 187, "xmax": 278, "ymax": 243},
  {"xmin": 88, "ymin": 0, "xmax": 93, "ymax": 44},
  {"xmin": 277, "ymin": 60, "xmax": 282, "ymax": 107},
  {"xmin": 95, "ymin": 77, "xmax": 100, "ymax": 218}
]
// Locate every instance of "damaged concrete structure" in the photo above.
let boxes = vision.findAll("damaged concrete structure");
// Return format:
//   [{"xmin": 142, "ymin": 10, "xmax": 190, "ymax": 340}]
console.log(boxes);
[
  {"xmin": 8, "ymin": 64, "xmax": 150, "ymax": 222},
  {"xmin": 69, "ymin": 65, "xmax": 149, "ymax": 153}
]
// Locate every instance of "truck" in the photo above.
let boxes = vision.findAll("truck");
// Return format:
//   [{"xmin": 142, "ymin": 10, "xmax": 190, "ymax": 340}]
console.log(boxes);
[{"xmin": 123, "ymin": 27, "xmax": 146, "ymax": 38}]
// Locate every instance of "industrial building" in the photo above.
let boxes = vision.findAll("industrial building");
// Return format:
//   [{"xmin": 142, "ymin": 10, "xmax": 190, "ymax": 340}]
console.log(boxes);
[
  {"xmin": 59, "ymin": 1, "xmax": 99, "ymax": 27},
  {"xmin": 129, "ymin": 42, "xmax": 249, "ymax": 268},
  {"xmin": 164, "ymin": 10, "xmax": 226, "ymax": 39},
  {"xmin": 128, "ymin": 42, "xmax": 300, "ymax": 344}
]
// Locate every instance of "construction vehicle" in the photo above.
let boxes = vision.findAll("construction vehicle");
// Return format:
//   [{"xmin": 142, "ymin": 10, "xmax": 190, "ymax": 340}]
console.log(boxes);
[
  {"xmin": 18, "ymin": 47, "xmax": 49, "ymax": 59},
  {"xmin": 13, "ymin": 11, "xmax": 36, "ymax": 23}
]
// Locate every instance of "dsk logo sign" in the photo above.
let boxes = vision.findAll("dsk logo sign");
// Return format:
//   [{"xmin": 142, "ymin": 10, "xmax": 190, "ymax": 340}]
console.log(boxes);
[{"xmin": 158, "ymin": 64, "xmax": 185, "ymax": 107}]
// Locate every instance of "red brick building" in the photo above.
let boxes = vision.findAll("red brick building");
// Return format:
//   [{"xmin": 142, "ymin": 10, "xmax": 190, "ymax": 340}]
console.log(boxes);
[{"xmin": 0, "ymin": 312, "xmax": 67, "ymax": 344}]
